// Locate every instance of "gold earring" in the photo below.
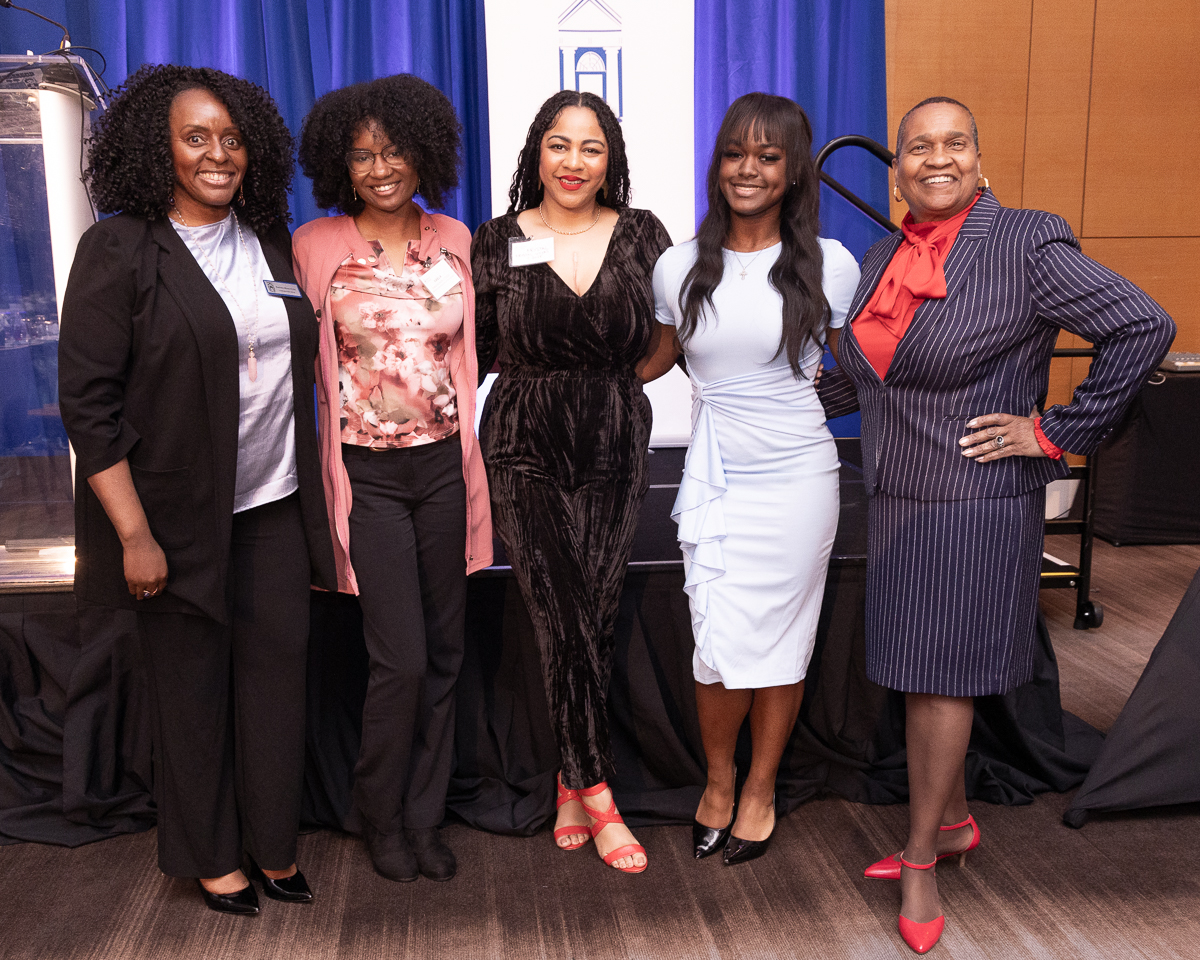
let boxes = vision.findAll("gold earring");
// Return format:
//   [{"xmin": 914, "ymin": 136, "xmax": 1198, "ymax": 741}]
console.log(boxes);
[
  {"xmin": 352, "ymin": 186, "xmax": 358, "ymax": 201},
  {"xmin": 893, "ymin": 184, "xmax": 904, "ymax": 203},
  {"xmin": 979, "ymin": 176, "xmax": 990, "ymax": 190},
  {"xmin": 237, "ymin": 184, "xmax": 245, "ymax": 206},
  {"xmin": 599, "ymin": 179, "xmax": 608, "ymax": 202}
]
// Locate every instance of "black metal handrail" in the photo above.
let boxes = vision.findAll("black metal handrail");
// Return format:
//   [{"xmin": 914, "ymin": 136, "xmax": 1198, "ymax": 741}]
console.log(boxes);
[{"xmin": 814, "ymin": 135, "xmax": 898, "ymax": 232}]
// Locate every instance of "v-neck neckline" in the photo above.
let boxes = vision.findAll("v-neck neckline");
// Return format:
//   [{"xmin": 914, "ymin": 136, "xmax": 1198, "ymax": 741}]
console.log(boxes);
[{"xmin": 512, "ymin": 209, "xmax": 623, "ymax": 300}]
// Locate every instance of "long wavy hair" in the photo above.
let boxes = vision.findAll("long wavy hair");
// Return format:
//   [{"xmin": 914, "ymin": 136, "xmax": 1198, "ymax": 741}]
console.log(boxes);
[
  {"xmin": 680, "ymin": 93, "xmax": 829, "ymax": 378},
  {"xmin": 85, "ymin": 64, "xmax": 294, "ymax": 232},
  {"xmin": 506, "ymin": 90, "xmax": 630, "ymax": 214}
]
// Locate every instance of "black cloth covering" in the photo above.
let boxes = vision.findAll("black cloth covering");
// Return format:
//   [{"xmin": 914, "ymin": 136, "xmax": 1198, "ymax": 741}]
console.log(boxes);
[
  {"xmin": 1093, "ymin": 371, "xmax": 1200, "ymax": 545},
  {"xmin": 1064, "ymin": 566, "xmax": 1200, "ymax": 827},
  {"xmin": 3, "ymin": 447, "xmax": 1104, "ymax": 846}
]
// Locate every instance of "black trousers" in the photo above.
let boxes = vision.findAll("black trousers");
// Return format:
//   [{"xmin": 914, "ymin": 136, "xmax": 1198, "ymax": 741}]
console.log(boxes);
[
  {"xmin": 137, "ymin": 493, "xmax": 310, "ymax": 878},
  {"xmin": 342, "ymin": 434, "xmax": 467, "ymax": 834}
]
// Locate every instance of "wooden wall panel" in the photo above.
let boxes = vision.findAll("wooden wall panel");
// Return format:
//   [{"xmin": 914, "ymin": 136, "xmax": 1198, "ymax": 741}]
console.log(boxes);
[
  {"xmin": 885, "ymin": 0, "xmax": 1033, "ymax": 222},
  {"xmin": 1022, "ymin": 0, "xmax": 1095, "ymax": 232},
  {"xmin": 1081, "ymin": 239, "xmax": 1200, "ymax": 352},
  {"xmin": 1082, "ymin": 0, "xmax": 1200, "ymax": 238}
]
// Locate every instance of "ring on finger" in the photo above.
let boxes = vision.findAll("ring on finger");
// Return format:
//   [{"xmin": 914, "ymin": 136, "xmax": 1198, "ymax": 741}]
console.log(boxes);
[{"xmin": 994, "ymin": 434, "xmax": 1006, "ymax": 448}]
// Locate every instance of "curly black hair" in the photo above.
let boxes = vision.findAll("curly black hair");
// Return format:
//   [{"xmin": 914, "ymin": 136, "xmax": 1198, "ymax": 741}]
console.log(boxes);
[
  {"xmin": 85, "ymin": 64, "xmax": 294, "ymax": 233},
  {"xmin": 506, "ymin": 90, "xmax": 630, "ymax": 214},
  {"xmin": 298, "ymin": 74, "xmax": 462, "ymax": 215}
]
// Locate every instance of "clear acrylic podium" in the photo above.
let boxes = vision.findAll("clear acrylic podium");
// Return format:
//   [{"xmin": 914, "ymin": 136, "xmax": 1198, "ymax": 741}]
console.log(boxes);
[{"xmin": 0, "ymin": 54, "xmax": 104, "ymax": 590}]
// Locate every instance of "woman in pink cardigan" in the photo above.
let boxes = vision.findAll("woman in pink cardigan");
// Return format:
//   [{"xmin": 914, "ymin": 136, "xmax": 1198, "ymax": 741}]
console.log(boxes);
[{"xmin": 293, "ymin": 75, "xmax": 491, "ymax": 884}]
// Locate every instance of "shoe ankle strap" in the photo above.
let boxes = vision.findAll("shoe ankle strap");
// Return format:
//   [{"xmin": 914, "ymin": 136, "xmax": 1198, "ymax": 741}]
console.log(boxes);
[
  {"xmin": 898, "ymin": 854, "xmax": 937, "ymax": 871},
  {"xmin": 939, "ymin": 814, "xmax": 975, "ymax": 832},
  {"xmin": 579, "ymin": 781, "xmax": 610, "ymax": 798}
]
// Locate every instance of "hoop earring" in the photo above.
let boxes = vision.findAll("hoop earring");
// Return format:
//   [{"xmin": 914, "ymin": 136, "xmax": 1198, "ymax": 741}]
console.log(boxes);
[
  {"xmin": 979, "ymin": 176, "xmax": 990, "ymax": 190},
  {"xmin": 599, "ymin": 179, "xmax": 608, "ymax": 202},
  {"xmin": 893, "ymin": 184, "xmax": 904, "ymax": 203}
]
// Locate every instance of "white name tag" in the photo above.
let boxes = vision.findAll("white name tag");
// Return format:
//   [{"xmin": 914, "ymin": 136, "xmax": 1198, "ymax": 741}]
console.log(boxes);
[
  {"xmin": 263, "ymin": 280, "xmax": 303, "ymax": 298},
  {"xmin": 508, "ymin": 235, "xmax": 555, "ymax": 267},
  {"xmin": 422, "ymin": 256, "xmax": 461, "ymax": 300}
]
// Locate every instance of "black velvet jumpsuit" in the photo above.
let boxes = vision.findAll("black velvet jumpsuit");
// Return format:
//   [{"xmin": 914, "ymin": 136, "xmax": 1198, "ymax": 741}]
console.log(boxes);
[{"xmin": 472, "ymin": 208, "xmax": 673, "ymax": 789}]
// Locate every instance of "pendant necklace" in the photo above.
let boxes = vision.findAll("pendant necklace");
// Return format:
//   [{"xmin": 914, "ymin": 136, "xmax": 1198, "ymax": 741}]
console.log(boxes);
[
  {"xmin": 730, "ymin": 236, "xmax": 781, "ymax": 280},
  {"xmin": 174, "ymin": 207, "xmax": 261, "ymax": 381}
]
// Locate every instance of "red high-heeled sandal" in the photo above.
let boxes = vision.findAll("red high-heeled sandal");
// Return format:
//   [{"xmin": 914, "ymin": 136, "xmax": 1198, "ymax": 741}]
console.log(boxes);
[
  {"xmin": 580, "ymin": 782, "xmax": 647, "ymax": 874},
  {"xmin": 864, "ymin": 814, "xmax": 981, "ymax": 880},
  {"xmin": 896, "ymin": 855, "xmax": 944, "ymax": 954},
  {"xmin": 553, "ymin": 773, "xmax": 591, "ymax": 851}
]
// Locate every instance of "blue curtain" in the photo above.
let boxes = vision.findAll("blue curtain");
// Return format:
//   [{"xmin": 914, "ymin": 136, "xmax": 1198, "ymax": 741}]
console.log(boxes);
[
  {"xmin": 2, "ymin": 0, "xmax": 491, "ymax": 229},
  {"xmin": 694, "ymin": 0, "xmax": 890, "ymax": 264}
]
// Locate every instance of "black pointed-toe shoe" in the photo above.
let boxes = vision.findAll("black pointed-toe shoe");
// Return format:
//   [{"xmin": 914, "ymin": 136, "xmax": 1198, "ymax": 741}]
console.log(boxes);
[
  {"xmin": 247, "ymin": 855, "xmax": 314, "ymax": 903},
  {"xmin": 693, "ymin": 806, "xmax": 736, "ymax": 859},
  {"xmin": 197, "ymin": 878, "xmax": 260, "ymax": 916},
  {"xmin": 722, "ymin": 797, "xmax": 777, "ymax": 866}
]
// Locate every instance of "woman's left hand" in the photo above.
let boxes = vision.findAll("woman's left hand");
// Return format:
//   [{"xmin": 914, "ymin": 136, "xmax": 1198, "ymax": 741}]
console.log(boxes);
[{"xmin": 959, "ymin": 413, "xmax": 1047, "ymax": 462}]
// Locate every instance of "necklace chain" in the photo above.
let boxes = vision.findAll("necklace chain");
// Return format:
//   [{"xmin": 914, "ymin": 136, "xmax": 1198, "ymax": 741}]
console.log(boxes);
[
  {"xmin": 173, "ymin": 207, "xmax": 261, "ymax": 381},
  {"xmin": 537, "ymin": 202, "xmax": 601, "ymax": 236},
  {"xmin": 730, "ymin": 236, "xmax": 781, "ymax": 280}
]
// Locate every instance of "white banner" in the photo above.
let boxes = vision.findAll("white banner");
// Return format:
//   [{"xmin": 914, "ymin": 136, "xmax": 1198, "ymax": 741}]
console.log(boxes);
[{"xmin": 483, "ymin": 0, "xmax": 694, "ymax": 444}]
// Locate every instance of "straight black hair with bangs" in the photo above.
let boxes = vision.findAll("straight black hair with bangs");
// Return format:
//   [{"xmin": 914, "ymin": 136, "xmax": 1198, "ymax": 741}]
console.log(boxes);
[{"xmin": 679, "ymin": 92, "xmax": 829, "ymax": 378}]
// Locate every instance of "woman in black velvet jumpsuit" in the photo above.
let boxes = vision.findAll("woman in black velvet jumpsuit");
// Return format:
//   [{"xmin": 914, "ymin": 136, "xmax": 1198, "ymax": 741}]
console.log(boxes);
[{"xmin": 473, "ymin": 91, "xmax": 671, "ymax": 874}]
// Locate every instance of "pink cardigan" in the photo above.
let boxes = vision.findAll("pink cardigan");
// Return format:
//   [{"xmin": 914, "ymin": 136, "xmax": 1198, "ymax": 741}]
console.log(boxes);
[{"xmin": 292, "ymin": 209, "xmax": 493, "ymax": 592}]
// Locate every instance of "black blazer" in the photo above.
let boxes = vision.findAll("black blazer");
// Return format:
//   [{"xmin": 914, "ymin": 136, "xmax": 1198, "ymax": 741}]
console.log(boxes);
[
  {"xmin": 818, "ymin": 190, "xmax": 1175, "ymax": 500},
  {"xmin": 59, "ymin": 213, "xmax": 336, "ymax": 621}
]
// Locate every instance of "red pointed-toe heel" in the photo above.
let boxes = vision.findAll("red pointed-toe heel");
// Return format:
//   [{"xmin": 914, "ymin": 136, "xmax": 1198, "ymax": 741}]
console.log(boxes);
[
  {"xmin": 580, "ymin": 782, "xmax": 647, "ymax": 874},
  {"xmin": 553, "ymin": 773, "xmax": 591, "ymax": 851},
  {"xmin": 897, "ymin": 855, "xmax": 944, "ymax": 954},
  {"xmin": 864, "ymin": 814, "xmax": 981, "ymax": 880}
]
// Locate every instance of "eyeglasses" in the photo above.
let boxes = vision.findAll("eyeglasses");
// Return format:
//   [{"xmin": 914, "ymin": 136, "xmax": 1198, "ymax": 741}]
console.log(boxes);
[{"xmin": 345, "ymin": 147, "xmax": 409, "ymax": 173}]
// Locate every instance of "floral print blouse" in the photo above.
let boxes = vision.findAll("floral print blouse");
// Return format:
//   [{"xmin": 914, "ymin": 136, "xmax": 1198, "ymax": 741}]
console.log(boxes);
[{"xmin": 331, "ymin": 240, "xmax": 463, "ymax": 448}]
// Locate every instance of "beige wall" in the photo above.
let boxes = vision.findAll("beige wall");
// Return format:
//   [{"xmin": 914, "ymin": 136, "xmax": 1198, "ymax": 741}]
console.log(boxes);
[{"xmin": 886, "ymin": 0, "xmax": 1195, "ymax": 407}]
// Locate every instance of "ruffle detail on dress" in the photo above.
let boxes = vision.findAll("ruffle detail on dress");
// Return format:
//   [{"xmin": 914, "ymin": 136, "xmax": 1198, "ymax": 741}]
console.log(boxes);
[{"xmin": 672, "ymin": 382, "xmax": 728, "ymax": 670}]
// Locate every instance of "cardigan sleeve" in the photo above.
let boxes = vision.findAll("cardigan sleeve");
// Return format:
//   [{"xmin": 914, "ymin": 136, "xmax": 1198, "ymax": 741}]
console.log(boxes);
[
  {"xmin": 1026, "ymin": 214, "xmax": 1176, "ymax": 454},
  {"xmin": 58, "ymin": 221, "xmax": 143, "ymax": 478}
]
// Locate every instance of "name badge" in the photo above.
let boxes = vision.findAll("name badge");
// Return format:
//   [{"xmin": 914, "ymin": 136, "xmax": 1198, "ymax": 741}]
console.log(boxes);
[
  {"xmin": 422, "ymin": 256, "xmax": 461, "ymax": 300},
  {"xmin": 264, "ymin": 280, "xmax": 303, "ymax": 298},
  {"xmin": 509, "ymin": 235, "xmax": 555, "ymax": 267}
]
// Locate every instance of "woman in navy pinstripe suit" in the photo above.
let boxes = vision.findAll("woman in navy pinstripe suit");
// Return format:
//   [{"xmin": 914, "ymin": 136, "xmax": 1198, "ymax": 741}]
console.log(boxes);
[{"xmin": 818, "ymin": 98, "xmax": 1174, "ymax": 953}]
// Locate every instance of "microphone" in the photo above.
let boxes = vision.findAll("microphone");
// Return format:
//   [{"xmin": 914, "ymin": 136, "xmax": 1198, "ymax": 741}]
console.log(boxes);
[{"xmin": 1, "ymin": 2, "xmax": 72, "ymax": 49}]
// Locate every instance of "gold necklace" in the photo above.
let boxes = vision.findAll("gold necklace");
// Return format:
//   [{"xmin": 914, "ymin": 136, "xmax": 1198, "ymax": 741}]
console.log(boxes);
[
  {"xmin": 537, "ymin": 202, "xmax": 602, "ymax": 236},
  {"xmin": 174, "ymin": 207, "xmax": 261, "ymax": 381}
]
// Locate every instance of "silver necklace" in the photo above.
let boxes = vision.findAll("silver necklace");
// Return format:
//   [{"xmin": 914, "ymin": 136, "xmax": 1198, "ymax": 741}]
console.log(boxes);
[
  {"xmin": 537, "ymin": 202, "xmax": 601, "ymax": 235},
  {"xmin": 729, "ymin": 237, "xmax": 781, "ymax": 280},
  {"xmin": 174, "ymin": 207, "xmax": 261, "ymax": 381}
]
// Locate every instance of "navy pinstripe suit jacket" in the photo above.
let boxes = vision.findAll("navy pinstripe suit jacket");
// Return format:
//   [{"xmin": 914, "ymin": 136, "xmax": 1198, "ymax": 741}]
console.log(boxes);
[{"xmin": 818, "ymin": 190, "xmax": 1176, "ymax": 501}]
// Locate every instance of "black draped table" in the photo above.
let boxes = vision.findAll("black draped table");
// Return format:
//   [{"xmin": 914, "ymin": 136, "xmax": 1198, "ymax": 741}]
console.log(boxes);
[{"xmin": 2, "ymin": 441, "xmax": 1102, "ymax": 847}]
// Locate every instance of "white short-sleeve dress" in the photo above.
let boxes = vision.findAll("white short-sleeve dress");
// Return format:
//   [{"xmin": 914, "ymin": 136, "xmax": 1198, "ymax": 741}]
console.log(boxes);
[{"xmin": 652, "ymin": 238, "xmax": 860, "ymax": 688}]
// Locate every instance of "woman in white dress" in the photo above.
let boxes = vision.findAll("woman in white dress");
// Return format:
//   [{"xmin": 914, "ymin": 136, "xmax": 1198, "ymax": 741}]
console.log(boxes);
[{"xmin": 639, "ymin": 93, "xmax": 859, "ymax": 864}]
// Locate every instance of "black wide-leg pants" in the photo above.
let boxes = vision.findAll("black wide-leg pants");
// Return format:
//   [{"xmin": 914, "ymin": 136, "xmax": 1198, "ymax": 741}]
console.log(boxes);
[
  {"xmin": 342, "ymin": 434, "xmax": 467, "ymax": 835},
  {"xmin": 137, "ymin": 493, "xmax": 311, "ymax": 878}
]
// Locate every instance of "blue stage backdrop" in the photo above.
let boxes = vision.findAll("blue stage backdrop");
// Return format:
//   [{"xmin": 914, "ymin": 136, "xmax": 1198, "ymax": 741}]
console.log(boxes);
[
  {"xmin": 2, "ymin": 0, "xmax": 491, "ymax": 230},
  {"xmin": 694, "ymin": 0, "xmax": 890, "ymax": 264}
]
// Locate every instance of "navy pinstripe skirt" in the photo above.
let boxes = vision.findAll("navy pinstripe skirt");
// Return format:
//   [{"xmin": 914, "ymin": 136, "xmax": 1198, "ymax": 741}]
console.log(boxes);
[{"xmin": 865, "ymin": 488, "xmax": 1045, "ymax": 697}]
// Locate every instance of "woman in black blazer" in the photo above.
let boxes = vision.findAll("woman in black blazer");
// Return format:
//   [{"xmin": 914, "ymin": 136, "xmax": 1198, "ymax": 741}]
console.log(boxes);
[
  {"xmin": 819, "ymin": 97, "xmax": 1174, "ymax": 953},
  {"xmin": 58, "ymin": 65, "xmax": 336, "ymax": 916}
]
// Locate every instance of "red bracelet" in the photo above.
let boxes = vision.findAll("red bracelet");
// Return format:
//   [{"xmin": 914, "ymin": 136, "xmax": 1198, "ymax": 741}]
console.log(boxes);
[{"xmin": 1033, "ymin": 417, "xmax": 1064, "ymax": 459}]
